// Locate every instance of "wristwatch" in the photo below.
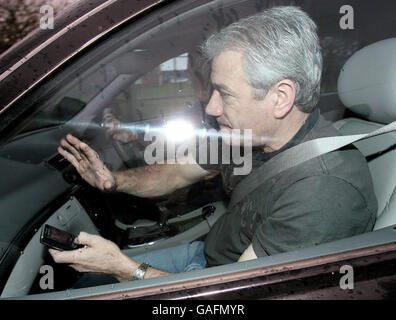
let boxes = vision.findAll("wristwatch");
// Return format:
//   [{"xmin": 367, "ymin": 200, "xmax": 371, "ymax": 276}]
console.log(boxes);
[{"xmin": 132, "ymin": 262, "xmax": 150, "ymax": 280}]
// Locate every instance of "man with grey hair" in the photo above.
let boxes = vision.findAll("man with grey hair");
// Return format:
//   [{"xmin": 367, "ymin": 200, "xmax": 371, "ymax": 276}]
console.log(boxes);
[{"xmin": 51, "ymin": 6, "xmax": 376, "ymax": 286}]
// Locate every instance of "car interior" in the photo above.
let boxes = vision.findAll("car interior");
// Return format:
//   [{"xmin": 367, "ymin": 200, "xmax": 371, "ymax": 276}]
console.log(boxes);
[{"xmin": 0, "ymin": 0, "xmax": 396, "ymax": 299}]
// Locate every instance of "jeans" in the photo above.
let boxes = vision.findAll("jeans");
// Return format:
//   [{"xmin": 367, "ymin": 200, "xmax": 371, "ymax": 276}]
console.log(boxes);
[{"xmin": 72, "ymin": 241, "xmax": 206, "ymax": 289}]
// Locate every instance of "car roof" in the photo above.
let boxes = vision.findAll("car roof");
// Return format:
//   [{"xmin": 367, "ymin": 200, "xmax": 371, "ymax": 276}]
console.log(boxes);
[{"xmin": 0, "ymin": 0, "xmax": 168, "ymax": 114}]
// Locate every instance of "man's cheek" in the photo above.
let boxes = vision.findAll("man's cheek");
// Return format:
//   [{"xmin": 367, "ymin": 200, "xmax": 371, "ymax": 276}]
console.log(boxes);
[{"xmin": 219, "ymin": 128, "xmax": 232, "ymax": 145}]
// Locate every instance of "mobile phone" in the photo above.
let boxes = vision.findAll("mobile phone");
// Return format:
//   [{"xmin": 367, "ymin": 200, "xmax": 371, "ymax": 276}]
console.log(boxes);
[{"xmin": 40, "ymin": 224, "xmax": 83, "ymax": 251}]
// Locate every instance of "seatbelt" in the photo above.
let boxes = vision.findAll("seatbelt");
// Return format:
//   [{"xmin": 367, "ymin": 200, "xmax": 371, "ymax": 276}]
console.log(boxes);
[{"xmin": 228, "ymin": 120, "xmax": 396, "ymax": 210}]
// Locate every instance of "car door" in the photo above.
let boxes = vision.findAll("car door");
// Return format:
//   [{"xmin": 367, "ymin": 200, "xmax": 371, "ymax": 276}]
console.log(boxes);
[
  {"xmin": 1, "ymin": 0, "xmax": 396, "ymax": 301},
  {"xmin": 0, "ymin": 0, "xmax": 243, "ymax": 298}
]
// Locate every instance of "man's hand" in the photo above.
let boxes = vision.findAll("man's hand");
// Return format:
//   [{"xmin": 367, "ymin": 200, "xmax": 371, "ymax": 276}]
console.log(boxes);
[
  {"xmin": 58, "ymin": 134, "xmax": 116, "ymax": 192},
  {"xmin": 49, "ymin": 232, "xmax": 138, "ymax": 282}
]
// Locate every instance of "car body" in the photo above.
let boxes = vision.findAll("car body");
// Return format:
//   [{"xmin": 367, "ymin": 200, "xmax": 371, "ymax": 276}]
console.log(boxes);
[{"xmin": 1, "ymin": 0, "xmax": 396, "ymax": 300}]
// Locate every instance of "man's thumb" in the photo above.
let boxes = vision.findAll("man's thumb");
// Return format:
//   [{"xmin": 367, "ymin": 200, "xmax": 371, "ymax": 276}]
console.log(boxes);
[{"xmin": 103, "ymin": 179, "xmax": 116, "ymax": 192}]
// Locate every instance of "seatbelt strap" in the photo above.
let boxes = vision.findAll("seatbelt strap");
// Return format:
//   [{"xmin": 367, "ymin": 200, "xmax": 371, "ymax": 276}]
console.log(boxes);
[{"xmin": 228, "ymin": 120, "xmax": 396, "ymax": 210}]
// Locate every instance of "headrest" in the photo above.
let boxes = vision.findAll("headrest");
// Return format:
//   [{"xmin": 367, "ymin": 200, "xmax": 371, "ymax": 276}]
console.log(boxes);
[{"xmin": 337, "ymin": 38, "xmax": 396, "ymax": 124}]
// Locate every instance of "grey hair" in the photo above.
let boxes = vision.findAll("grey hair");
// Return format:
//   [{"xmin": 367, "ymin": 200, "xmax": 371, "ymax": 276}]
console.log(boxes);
[{"xmin": 202, "ymin": 6, "xmax": 322, "ymax": 113}]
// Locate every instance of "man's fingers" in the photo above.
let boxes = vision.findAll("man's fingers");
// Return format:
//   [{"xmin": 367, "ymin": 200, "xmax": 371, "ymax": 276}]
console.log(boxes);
[
  {"xmin": 75, "ymin": 231, "xmax": 100, "ymax": 247},
  {"xmin": 49, "ymin": 248, "xmax": 78, "ymax": 264},
  {"xmin": 80, "ymin": 143, "xmax": 101, "ymax": 163},
  {"xmin": 61, "ymin": 134, "xmax": 89, "ymax": 167},
  {"xmin": 58, "ymin": 146, "xmax": 80, "ymax": 169},
  {"xmin": 60, "ymin": 138, "xmax": 85, "ymax": 162},
  {"xmin": 103, "ymin": 180, "xmax": 114, "ymax": 191},
  {"xmin": 65, "ymin": 133, "xmax": 83, "ymax": 146},
  {"xmin": 65, "ymin": 134, "xmax": 101, "ymax": 165}
]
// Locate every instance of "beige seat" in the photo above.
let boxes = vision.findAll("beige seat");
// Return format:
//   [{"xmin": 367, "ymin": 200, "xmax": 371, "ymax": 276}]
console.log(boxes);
[{"xmin": 335, "ymin": 38, "xmax": 396, "ymax": 230}]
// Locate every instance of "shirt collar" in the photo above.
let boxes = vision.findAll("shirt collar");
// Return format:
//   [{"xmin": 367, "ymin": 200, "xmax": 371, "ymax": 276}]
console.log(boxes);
[{"xmin": 253, "ymin": 108, "xmax": 320, "ymax": 163}]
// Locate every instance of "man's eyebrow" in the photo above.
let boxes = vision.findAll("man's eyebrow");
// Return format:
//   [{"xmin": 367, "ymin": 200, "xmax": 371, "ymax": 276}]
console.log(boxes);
[{"xmin": 212, "ymin": 82, "xmax": 235, "ymax": 95}]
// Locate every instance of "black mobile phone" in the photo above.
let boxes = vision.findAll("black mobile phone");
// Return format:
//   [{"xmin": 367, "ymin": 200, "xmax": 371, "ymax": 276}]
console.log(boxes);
[{"xmin": 40, "ymin": 224, "xmax": 83, "ymax": 251}]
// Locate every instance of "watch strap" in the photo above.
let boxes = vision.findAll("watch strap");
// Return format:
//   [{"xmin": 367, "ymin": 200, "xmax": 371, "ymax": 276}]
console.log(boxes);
[{"xmin": 132, "ymin": 262, "xmax": 150, "ymax": 280}]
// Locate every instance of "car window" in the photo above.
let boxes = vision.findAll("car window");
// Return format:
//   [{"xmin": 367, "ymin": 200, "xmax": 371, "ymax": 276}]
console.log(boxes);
[
  {"xmin": 11, "ymin": 1, "xmax": 391, "ymax": 138},
  {"xmin": 115, "ymin": 54, "xmax": 195, "ymax": 120},
  {"xmin": 2, "ymin": 0, "xmax": 396, "ymax": 299},
  {"xmin": 320, "ymin": 37, "xmax": 362, "ymax": 93}
]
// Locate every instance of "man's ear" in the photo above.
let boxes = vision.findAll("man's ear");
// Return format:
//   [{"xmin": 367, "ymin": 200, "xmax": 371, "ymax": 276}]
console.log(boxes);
[{"xmin": 272, "ymin": 79, "xmax": 296, "ymax": 119}]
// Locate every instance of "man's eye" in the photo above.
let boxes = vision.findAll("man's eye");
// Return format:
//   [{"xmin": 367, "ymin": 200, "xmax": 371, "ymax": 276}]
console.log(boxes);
[{"xmin": 220, "ymin": 92, "xmax": 231, "ymax": 98}]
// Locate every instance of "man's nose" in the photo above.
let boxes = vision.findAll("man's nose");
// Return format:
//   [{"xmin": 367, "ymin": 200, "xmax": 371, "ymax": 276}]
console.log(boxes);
[{"xmin": 205, "ymin": 90, "xmax": 223, "ymax": 117}]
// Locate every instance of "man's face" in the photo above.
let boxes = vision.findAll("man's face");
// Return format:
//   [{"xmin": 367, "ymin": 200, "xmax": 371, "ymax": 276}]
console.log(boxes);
[{"xmin": 205, "ymin": 50, "xmax": 276, "ymax": 146}]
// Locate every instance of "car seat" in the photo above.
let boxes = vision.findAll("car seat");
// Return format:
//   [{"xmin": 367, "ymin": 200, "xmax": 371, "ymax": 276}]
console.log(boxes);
[{"xmin": 335, "ymin": 38, "xmax": 396, "ymax": 230}]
